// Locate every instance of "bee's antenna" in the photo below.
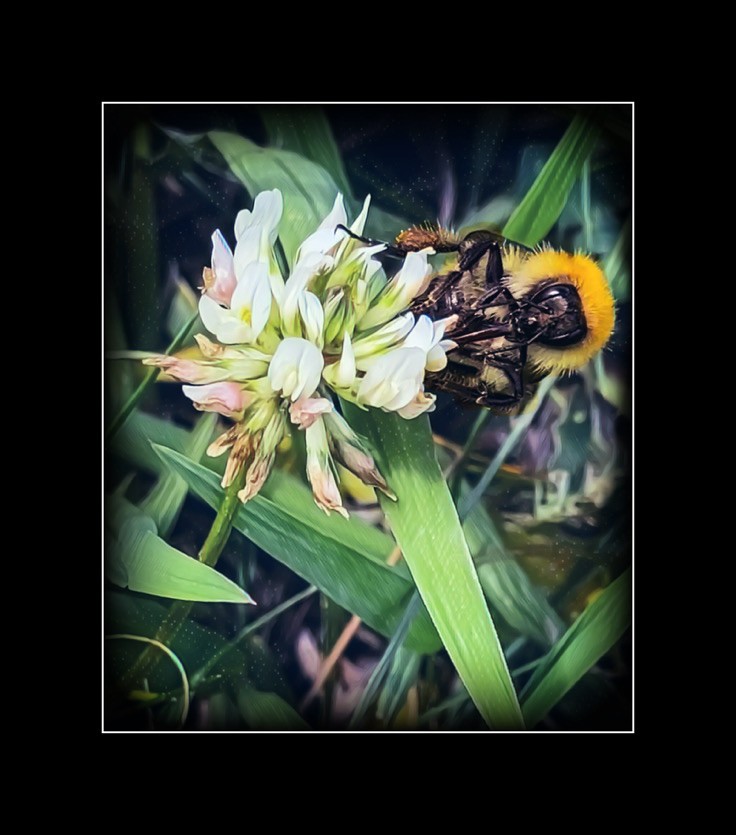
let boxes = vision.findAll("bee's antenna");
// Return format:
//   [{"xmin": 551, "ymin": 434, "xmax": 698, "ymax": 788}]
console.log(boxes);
[{"xmin": 334, "ymin": 225, "xmax": 406, "ymax": 259}]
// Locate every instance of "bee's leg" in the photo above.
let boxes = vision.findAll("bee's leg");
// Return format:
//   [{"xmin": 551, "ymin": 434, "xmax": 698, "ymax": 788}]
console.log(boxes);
[
  {"xmin": 451, "ymin": 321, "xmax": 513, "ymax": 344},
  {"xmin": 483, "ymin": 240, "xmax": 519, "ymax": 308},
  {"xmin": 475, "ymin": 350, "xmax": 526, "ymax": 405},
  {"xmin": 334, "ymin": 225, "xmax": 406, "ymax": 259},
  {"xmin": 475, "ymin": 389, "xmax": 523, "ymax": 409},
  {"xmin": 411, "ymin": 270, "xmax": 464, "ymax": 317},
  {"xmin": 471, "ymin": 284, "xmax": 512, "ymax": 311},
  {"xmin": 425, "ymin": 368, "xmax": 481, "ymax": 405}
]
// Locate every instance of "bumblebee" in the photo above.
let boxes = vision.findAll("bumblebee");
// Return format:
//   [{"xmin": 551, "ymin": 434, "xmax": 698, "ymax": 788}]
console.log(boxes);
[{"xmin": 339, "ymin": 224, "xmax": 616, "ymax": 412}]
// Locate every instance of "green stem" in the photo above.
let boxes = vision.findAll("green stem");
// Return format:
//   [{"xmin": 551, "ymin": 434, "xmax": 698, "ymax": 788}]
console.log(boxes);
[{"xmin": 121, "ymin": 467, "xmax": 247, "ymax": 688}]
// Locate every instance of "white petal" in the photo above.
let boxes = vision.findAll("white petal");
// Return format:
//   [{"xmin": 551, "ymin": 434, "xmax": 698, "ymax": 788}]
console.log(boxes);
[
  {"xmin": 235, "ymin": 189, "xmax": 283, "ymax": 241},
  {"xmin": 250, "ymin": 265, "xmax": 273, "ymax": 340},
  {"xmin": 293, "ymin": 340, "xmax": 324, "ymax": 401},
  {"xmin": 268, "ymin": 337, "xmax": 324, "ymax": 401},
  {"xmin": 357, "ymin": 347, "xmax": 425, "ymax": 410},
  {"xmin": 296, "ymin": 194, "xmax": 348, "ymax": 260},
  {"xmin": 336, "ymin": 332, "xmax": 356, "ymax": 388},
  {"xmin": 230, "ymin": 259, "xmax": 271, "ymax": 337},
  {"xmin": 254, "ymin": 189, "xmax": 283, "ymax": 243},
  {"xmin": 212, "ymin": 316, "xmax": 252, "ymax": 344},
  {"xmin": 397, "ymin": 389, "xmax": 437, "ymax": 418},
  {"xmin": 353, "ymin": 313, "xmax": 415, "ymax": 359},
  {"xmin": 298, "ymin": 291, "xmax": 325, "ymax": 348},
  {"xmin": 426, "ymin": 344, "xmax": 449, "ymax": 372},
  {"xmin": 198, "ymin": 294, "xmax": 250, "ymax": 343},
  {"xmin": 233, "ymin": 225, "xmax": 262, "ymax": 280},
  {"xmin": 350, "ymin": 194, "xmax": 371, "ymax": 236},
  {"xmin": 198, "ymin": 293, "xmax": 227, "ymax": 335},
  {"xmin": 403, "ymin": 314, "xmax": 434, "ymax": 352},
  {"xmin": 396, "ymin": 249, "xmax": 433, "ymax": 297}
]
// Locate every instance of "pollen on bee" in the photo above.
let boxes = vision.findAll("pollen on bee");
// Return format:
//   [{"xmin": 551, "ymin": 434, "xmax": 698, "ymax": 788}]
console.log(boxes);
[{"xmin": 395, "ymin": 224, "xmax": 460, "ymax": 252}]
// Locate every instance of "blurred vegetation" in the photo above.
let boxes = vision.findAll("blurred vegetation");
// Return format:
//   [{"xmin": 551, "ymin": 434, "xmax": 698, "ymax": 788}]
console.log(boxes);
[{"xmin": 105, "ymin": 104, "xmax": 631, "ymax": 731}]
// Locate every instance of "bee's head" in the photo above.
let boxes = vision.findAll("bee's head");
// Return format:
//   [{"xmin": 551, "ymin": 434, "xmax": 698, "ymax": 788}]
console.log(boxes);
[
  {"xmin": 503, "ymin": 248, "xmax": 615, "ymax": 375},
  {"xmin": 531, "ymin": 282, "xmax": 587, "ymax": 347},
  {"xmin": 509, "ymin": 283, "xmax": 587, "ymax": 347}
]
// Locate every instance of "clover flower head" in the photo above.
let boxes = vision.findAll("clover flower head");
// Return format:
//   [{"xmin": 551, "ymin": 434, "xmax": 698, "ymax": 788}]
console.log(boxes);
[{"xmin": 143, "ymin": 189, "xmax": 454, "ymax": 515}]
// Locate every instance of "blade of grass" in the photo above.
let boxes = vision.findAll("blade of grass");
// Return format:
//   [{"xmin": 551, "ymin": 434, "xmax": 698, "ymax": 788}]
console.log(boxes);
[
  {"xmin": 458, "ymin": 375, "xmax": 557, "ymax": 522},
  {"xmin": 190, "ymin": 585, "xmax": 318, "ymax": 688},
  {"xmin": 141, "ymin": 413, "xmax": 217, "ymax": 537},
  {"xmin": 520, "ymin": 567, "xmax": 631, "ymax": 727},
  {"xmin": 343, "ymin": 403, "xmax": 524, "ymax": 730},
  {"xmin": 376, "ymin": 647, "xmax": 422, "ymax": 727},
  {"xmin": 348, "ymin": 592, "xmax": 422, "ymax": 729},
  {"xmin": 502, "ymin": 115, "xmax": 601, "ymax": 246},
  {"xmin": 105, "ymin": 309, "xmax": 199, "ymax": 441}
]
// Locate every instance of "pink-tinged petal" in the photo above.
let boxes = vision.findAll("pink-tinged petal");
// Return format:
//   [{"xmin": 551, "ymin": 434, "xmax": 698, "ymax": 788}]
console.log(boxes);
[
  {"xmin": 305, "ymin": 418, "xmax": 349, "ymax": 518},
  {"xmin": 206, "ymin": 230, "xmax": 237, "ymax": 305},
  {"xmin": 289, "ymin": 397, "xmax": 333, "ymax": 429},
  {"xmin": 309, "ymin": 467, "xmax": 349, "ymax": 518},
  {"xmin": 182, "ymin": 382, "xmax": 249, "ymax": 420},
  {"xmin": 238, "ymin": 451, "xmax": 275, "ymax": 504},
  {"xmin": 142, "ymin": 354, "xmax": 230, "ymax": 384}
]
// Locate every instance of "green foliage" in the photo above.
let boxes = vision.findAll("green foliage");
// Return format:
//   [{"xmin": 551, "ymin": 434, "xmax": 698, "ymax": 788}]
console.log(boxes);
[
  {"xmin": 343, "ymin": 405, "xmax": 524, "ymax": 730},
  {"xmin": 520, "ymin": 568, "xmax": 632, "ymax": 728},
  {"xmin": 106, "ymin": 496, "xmax": 254, "ymax": 605},
  {"xmin": 154, "ymin": 444, "xmax": 442, "ymax": 654},
  {"xmin": 502, "ymin": 115, "xmax": 601, "ymax": 246},
  {"xmin": 209, "ymin": 131, "xmax": 338, "ymax": 267}
]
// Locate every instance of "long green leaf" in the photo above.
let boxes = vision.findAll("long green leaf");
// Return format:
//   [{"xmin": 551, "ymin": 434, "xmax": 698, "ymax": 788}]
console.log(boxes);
[
  {"xmin": 209, "ymin": 131, "xmax": 338, "ymax": 266},
  {"xmin": 260, "ymin": 107, "xmax": 353, "ymax": 200},
  {"xmin": 458, "ymin": 375, "xmax": 557, "ymax": 521},
  {"xmin": 343, "ymin": 404, "xmax": 523, "ymax": 730},
  {"xmin": 502, "ymin": 115, "xmax": 601, "ymax": 246},
  {"xmin": 141, "ymin": 413, "xmax": 217, "ymax": 537},
  {"xmin": 439, "ymin": 446, "xmax": 564, "ymax": 646},
  {"xmin": 108, "ymin": 512, "xmax": 254, "ymax": 605},
  {"xmin": 153, "ymin": 444, "xmax": 441, "ymax": 654},
  {"xmin": 520, "ymin": 567, "xmax": 631, "ymax": 728}
]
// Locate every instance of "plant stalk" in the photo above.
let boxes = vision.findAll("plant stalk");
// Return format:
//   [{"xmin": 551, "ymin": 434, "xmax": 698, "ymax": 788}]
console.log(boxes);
[{"xmin": 121, "ymin": 468, "xmax": 247, "ymax": 688}]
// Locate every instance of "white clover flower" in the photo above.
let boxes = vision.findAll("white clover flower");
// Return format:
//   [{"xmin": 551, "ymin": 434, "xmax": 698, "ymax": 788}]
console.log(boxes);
[
  {"xmin": 268, "ymin": 337, "xmax": 324, "ymax": 402},
  {"xmin": 356, "ymin": 347, "xmax": 427, "ymax": 412},
  {"xmin": 146, "ymin": 188, "xmax": 457, "ymax": 514},
  {"xmin": 402, "ymin": 314, "xmax": 458, "ymax": 372},
  {"xmin": 356, "ymin": 249, "xmax": 433, "ymax": 330}
]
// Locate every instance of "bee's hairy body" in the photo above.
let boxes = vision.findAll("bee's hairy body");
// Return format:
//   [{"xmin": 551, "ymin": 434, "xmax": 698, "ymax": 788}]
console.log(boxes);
[
  {"xmin": 405, "ymin": 227, "xmax": 615, "ymax": 413},
  {"xmin": 337, "ymin": 223, "xmax": 616, "ymax": 414}
]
